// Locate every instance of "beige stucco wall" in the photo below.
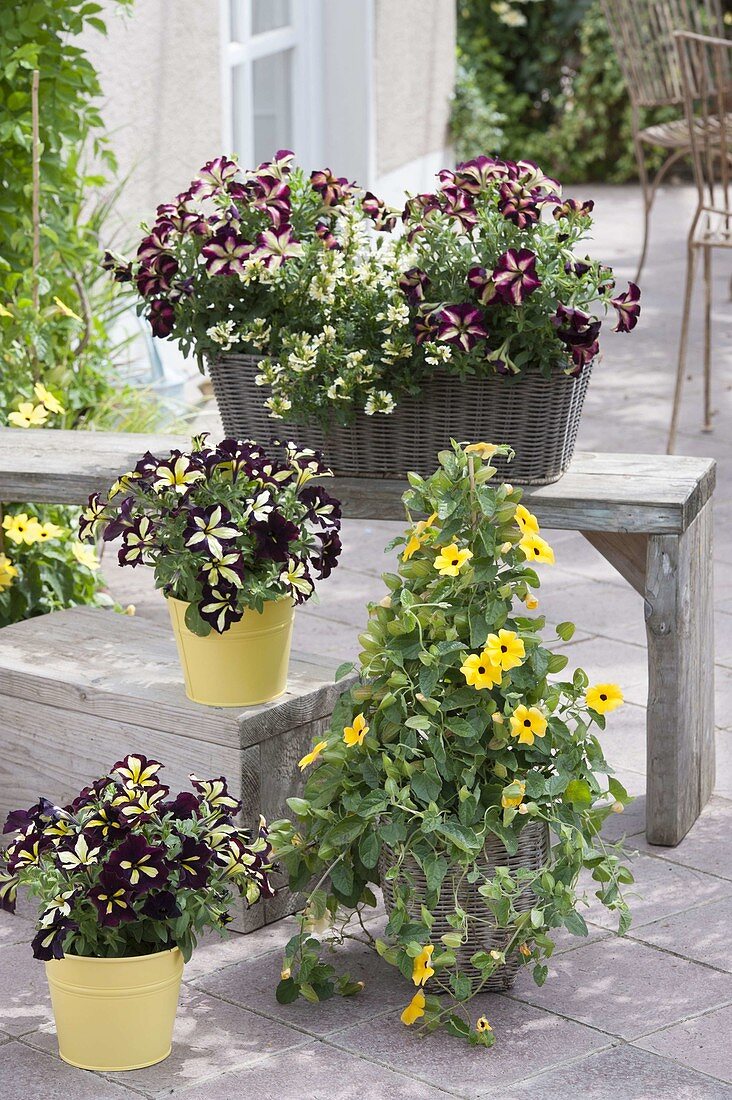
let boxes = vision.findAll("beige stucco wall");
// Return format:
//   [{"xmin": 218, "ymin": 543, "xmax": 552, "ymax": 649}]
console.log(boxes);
[
  {"xmin": 374, "ymin": 0, "xmax": 456, "ymax": 179},
  {"xmin": 80, "ymin": 0, "xmax": 223, "ymax": 241}
]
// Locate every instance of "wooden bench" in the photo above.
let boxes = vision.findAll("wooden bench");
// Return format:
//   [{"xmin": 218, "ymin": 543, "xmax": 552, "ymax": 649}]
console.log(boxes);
[{"xmin": 0, "ymin": 429, "xmax": 717, "ymax": 846}]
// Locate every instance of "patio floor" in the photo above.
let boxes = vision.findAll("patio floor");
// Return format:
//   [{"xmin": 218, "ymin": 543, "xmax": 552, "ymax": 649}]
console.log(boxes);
[{"xmin": 2, "ymin": 183, "xmax": 732, "ymax": 1098}]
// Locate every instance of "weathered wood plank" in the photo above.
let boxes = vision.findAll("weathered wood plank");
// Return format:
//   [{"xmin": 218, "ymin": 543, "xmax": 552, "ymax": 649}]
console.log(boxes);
[
  {"xmin": 644, "ymin": 501, "xmax": 715, "ymax": 845},
  {"xmin": 0, "ymin": 429, "xmax": 715, "ymax": 534},
  {"xmin": 582, "ymin": 532, "xmax": 648, "ymax": 596}
]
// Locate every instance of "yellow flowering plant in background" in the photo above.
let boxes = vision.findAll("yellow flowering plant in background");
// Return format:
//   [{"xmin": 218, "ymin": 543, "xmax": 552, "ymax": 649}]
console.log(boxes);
[{"xmin": 271, "ymin": 442, "xmax": 632, "ymax": 1047}]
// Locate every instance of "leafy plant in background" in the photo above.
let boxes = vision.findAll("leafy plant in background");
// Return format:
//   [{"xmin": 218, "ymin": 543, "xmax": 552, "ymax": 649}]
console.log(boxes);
[
  {"xmin": 0, "ymin": 0, "xmax": 164, "ymax": 628},
  {"xmin": 270, "ymin": 442, "xmax": 632, "ymax": 1046}
]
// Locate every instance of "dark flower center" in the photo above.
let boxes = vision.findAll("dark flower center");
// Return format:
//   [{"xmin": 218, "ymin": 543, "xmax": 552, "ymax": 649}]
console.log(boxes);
[
  {"xmin": 478, "ymin": 666, "xmax": 485, "ymax": 674},
  {"xmin": 600, "ymin": 693, "xmax": 607, "ymax": 701},
  {"xmin": 524, "ymin": 719, "xmax": 531, "ymax": 727},
  {"xmin": 501, "ymin": 645, "xmax": 507, "ymax": 653}
]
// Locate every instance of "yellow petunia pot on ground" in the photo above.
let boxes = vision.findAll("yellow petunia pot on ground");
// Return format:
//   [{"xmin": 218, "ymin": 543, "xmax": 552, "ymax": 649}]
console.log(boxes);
[{"xmin": 78, "ymin": 435, "xmax": 344, "ymax": 708}]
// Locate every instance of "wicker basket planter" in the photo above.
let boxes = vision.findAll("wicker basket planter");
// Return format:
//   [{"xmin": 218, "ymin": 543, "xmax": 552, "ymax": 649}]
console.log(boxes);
[
  {"xmin": 379, "ymin": 820, "xmax": 550, "ymax": 992},
  {"xmin": 207, "ymin": 355, "xmax": 591, "ymax": 485}
]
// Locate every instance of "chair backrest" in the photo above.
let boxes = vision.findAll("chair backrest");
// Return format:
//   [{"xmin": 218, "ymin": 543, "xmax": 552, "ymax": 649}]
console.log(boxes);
[
  {"xmin": 601, "ymin": 0, "xmax": 724, "ymax": 108},
  {"xmin": 675, "ymin": 31, "xmax": 732, "ymax": 212}
]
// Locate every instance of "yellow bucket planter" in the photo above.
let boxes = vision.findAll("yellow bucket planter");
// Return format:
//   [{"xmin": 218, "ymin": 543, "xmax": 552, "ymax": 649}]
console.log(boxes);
[
  {"xmin": 45, "ymin": 947, "xmax": 184, "ymax": 1071},
  {"xmin": 167, "ymin": 595, "xmax": 294, "ymax": 707}
]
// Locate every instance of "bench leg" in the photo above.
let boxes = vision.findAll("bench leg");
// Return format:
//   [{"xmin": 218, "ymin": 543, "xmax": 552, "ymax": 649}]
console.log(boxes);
[{"xmin": 644, "ymin": 501, "xmax": 715, "ymax": 845}]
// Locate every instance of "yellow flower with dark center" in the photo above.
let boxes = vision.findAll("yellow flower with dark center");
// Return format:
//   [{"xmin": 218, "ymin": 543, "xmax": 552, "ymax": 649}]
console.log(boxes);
[
  {"xmin": 586, "ymin": 683, "xmax": 624, "ymax": 714},
  {"xmin": 476, "ymin": 1016, "xmax": 492, "ymax": 1033},
  {"xmin": 515, "ymin": 504, "xmax": 540, "ymax": 535},
  {"xmin": 343, "ymin": 713, "xmax": 369, "ymax": 747},
  {"xmin": 485, "ymin": 629, "xmax": 525, "ymax": 671},
  {"xmin": 501, "ymin": 780, "xmax": 526, "ymax": 809},
  {"xmin": 402, "ymin": 512, "xmax": 438, "ymax": 561},
  {"xmin": 8, "ymin": 401, "xmax": 48, "ymax": 428},
  {"xmin": 433, "ymin": 543, "xmax": 473, "ymax": 577},
  {"xmin": 298, "ymin": 740, "xmax": 328, "ymax": 770},
  {"xmin": 460, "ymin": 651, "xmax": 502, "ymax": 690},
  {"xmin": 2, "ymin": 513, "xmax": 43, "ymax": 546},
  {"xmin": 465, "ymin": 442, "xmax": 498, "ymax": 460},
  {"xmin": 509, "ymin": 705, "xmax": 548, "ymax": 746},
  {"xmin": 33, "ymin": 382, "xmax": 65, "ymax": 415},
  {"xmin": 0, "ymin": 553, "xmax": 18, "ymax": 592},
  {"xmin": 400, "ymin": 989, "xmax": 426, "ymax": 1026},
  {"xmin": 520, "ymin": 531, "xmax": 555, "ymax": 564},
  {"xmin": 36, "ymin": 521, "xmax": 64, "ymax": 542},
  {"xmin": 412, "ymin": 944, "xmax": 435, "ymax": 986}
]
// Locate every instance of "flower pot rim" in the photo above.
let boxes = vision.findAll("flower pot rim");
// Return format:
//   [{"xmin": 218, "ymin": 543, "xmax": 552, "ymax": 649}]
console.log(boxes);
[{"xmin": 52, "ymin": 946, "xmax": 182, "ymax": 965}]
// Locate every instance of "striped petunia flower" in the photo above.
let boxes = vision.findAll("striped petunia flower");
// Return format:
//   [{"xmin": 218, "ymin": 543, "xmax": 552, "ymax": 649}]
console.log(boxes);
[
  {"xmin": 198, "ymin": 583, "xmax": 244, "ymax": 633},
  {"xmin": 435, "ymin": 303, "xmax": 489, "ymax": 352},
  {"xmin": 611, "ymin": 282, "xmax": 641, "ymax": 333},
  {"xmin": 491, "ymin": 249, "xmax": 542, "ymax": 306},
  {"xmin": 201, "ymin": 228, "xmax": 254, "ymax": 276},
  {"xmin": 254, "ymin": 224, "xmax": 303, "ymax": 269},
  {"xmin": 183, "ymin": 504, "xmax": 240, "ymax": 558}
]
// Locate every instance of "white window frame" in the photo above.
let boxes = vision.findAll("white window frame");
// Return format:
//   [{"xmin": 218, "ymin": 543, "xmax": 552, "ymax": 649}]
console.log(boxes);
[{"xmin": 220, "ymin": 0, "xmax": 322, "ymax": 169}]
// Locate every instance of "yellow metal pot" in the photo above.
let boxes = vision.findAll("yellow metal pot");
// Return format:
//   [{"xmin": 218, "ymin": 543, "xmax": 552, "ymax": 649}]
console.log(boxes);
[
  {"xmin": 167, "ymin": 595, "xmax": 294, "ymax": 707},
  {"xmin": 45, "ymin": 947, "xmax": 183, "ymax": 1071}
]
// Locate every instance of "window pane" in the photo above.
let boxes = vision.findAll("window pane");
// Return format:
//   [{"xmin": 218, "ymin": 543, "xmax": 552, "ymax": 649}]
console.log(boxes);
[
  {"xmin": 252, "ymin": 50, "xmax": 292, "ymax": 164},
  {"xmin": 252, "ymin": 0, "xmax": 290, "ymax": 34}
]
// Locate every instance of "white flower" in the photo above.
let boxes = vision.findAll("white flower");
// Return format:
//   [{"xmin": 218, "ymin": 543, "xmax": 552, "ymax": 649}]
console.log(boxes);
[
  {"xmin": 206, "ymin": 320, "xmax": 238, "ymax": 350},
  {"xmin": 264, "ymin": 395, "xmax": 292, "ymax": 419},
  {"xmin": 364, "ymin": 390, "xmax": 396, "ymax": 416},
  {"xmin": 424, "ymin": 341, "xmax": 453, "ymax": 366},
  {"xmin": 239, "ymin": 258, "xmax": 266, "ymax": 285},
  {"xmin": 327, "ymin": 377, "xmax": 348, "ymax": 400}
]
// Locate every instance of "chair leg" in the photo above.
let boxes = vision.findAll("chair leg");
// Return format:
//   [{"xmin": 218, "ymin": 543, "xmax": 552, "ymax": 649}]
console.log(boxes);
[
  {"xmin": 634, "ymin": 137, "xmax": 652, "ymax": 284},
  {"xmin": 702, "ymin": 247, "xmax": 713, "ymax": 432},
  {"xmin": 667, "ymin": 242, "xmax": 699, "ymax": 454}
]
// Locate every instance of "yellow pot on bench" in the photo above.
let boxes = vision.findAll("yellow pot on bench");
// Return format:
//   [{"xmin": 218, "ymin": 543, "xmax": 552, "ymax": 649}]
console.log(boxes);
[
  {"xmin": 167, "ymin": 595, "xmax": 294, "ymax": 707},
  {"xmin": 46, "ymin": 947, "xmax": 183, "ymax": 1071}
]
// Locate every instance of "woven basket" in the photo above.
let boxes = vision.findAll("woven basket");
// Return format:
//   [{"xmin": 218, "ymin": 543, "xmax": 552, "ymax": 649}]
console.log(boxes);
[
  {"xmin": 207, "ymin": 355, "xmax": 592, "ymax": 485},
  {"xmin": 379, "ymin": 820, "xmax": 550, "ymax": 992}
]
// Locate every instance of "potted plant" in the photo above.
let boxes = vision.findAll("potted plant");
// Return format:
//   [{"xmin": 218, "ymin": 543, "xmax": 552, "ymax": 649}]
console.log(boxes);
[
  {"xmin": 104, "ymin": 152, "xmax": 639, "ymax": 485},
  {"xmin": 78, "ymin": 434, "xmax": 342, "ymax": 707},
  {"xmin": 0, "ymin": 755, "xmax": 273, "ymax": 1070},
  {"xmin": 269, "ymin": 442, "xmax": 632, "ymax": 1045}
]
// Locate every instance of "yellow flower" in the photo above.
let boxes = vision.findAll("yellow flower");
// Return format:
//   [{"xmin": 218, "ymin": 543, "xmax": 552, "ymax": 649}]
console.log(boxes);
[
  {"xmin": 519, "ymin": 943, "xmax": 532, "ymax": 958},
  {"xmin": 465, "ymin": 442, "xmax": 498, "ymax": 460},
  {"xmin": 476, "ymin": 1016, "xmax": 492, "ymax": 1033},
  {"xmin": 509, "ymin": 705, "xmax": 548, "ymax": 746},
  {"xmin": 586, "ymin": 683, "xmax": 624, "ymax": 714},
  {"xmin": 400, "ymin": 989, "xmax": 426, "ymax": 1026},
  {"xmin": 402, "ymin": 512, "xmax": 438, "ymax": 561},
  {"xmin": 460, "ymin": 651, "xmax": 502, "ymax": 690},
  {"xmin": 72, "ymin": 542, "xmax": 99, "ymax": 570},
  {"xmin": 33, "ymin": 382, "xmax": 65, "ymax": 415},
  {"xmin": 0, "ymin": 303, "xmax": 12, "ymax": 318},
  {"xmin": 501, "ymin": 780, "xmax": 526, "ymax": 809},
  {"xmin": 343, "ymin": 713, "xmax": 369, "ymax": 747},
  {"xmin": 36, "ymin": 522, "xmax": 64, "ymax": 542},
  {"xmin": 298, "ymin": 740, "xmax": 328, "ymax": 770},
  {"xmin": 0, "ymin": 553, "xmax": 18, "ymax": 591},
  {"xmin": 433, "ymin": 543, "xmax": 473, "ymax": 577},
  {"xmin": 484, "ymin": 629, "xmax": 525, "ymax": 671},
  {"xmin": 412, "ymin": 944, "xmax": 434, "ymax": 986},
  {"xmin": 2, "ymin": 513, "xmax": 43, "ymax": 546},
  {"xmin": 8, "ymin": 402, "xmax": 48, "ymax": 429},
  {"xmin": 515, "ymin": 503, "xmax": 540, "ymax": 535},
  {"xmin": 524, "ymin": 593, "xmax": 539, "ymax": 610},
  {"xmin": 53, "ymin": 296, "xmax": 82, "ymax": 321},
  {"xmin": 520, "ymin": 531, "xmax": 555, "ymax": 565},
  {"xmin": 280, "ymin": 967, "xmax": 291, "ymax": 980}
]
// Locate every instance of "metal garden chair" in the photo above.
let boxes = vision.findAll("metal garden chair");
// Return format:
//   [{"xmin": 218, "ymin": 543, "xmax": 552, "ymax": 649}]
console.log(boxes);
[
  {"xmin": 601, "ymin": 0, "xmax": 724, "ymax": 281},
  {"xmin": 667, "ymin": 31, "xmax": 732, "ymax": 452}
]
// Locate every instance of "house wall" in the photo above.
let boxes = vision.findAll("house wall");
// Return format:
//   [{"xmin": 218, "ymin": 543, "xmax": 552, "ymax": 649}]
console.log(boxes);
[{"xmin": 79, "ymin": 0, "xmax": 223, "ymax": 240}]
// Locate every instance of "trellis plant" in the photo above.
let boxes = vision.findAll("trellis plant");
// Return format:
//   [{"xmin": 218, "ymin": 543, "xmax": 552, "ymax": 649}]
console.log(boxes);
[
  {"xmin": 270, "ymin": 442, "xmax": 631, "ymax": 1046},
  {"xmin": 77, "ymin": 434, "xmax": 343, "ymax": 635},
  {"xmin": 0, "ymin": 755, "xmax": 273, "ymax": 961}
]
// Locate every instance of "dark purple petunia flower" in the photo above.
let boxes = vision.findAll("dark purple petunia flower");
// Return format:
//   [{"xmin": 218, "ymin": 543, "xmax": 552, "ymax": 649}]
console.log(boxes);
[
  {"xmin": 491, "ymin": 248, "xmax": 542, "ymax": 306},
  {"xmin": 198, "ymin": 582, "xmax": 244, "ymax": 634},
  {"xmin": 189, "ymin": 156, "xmax": 239, "ymax": 199},
  {"xmin": 467, "ymin": 265, "xmax": 498, "ymax": 306},
  {"xmin": 89, "ymin": 873, "xmax": 136, "ymax": 927},
  {"xmin": 201, "ymin": 228, "xmax": 253, "ymax": 277},
  {"xmin": 160, "ymin": 790, "xmax": 201, "ymax": 820},
  {"xmin": 254, "ymin": 224, "xmax": 302, "ymax": 269},
  {"xmin": 453, "ymin": 155, "xmax": 508, "ymax": 194},
  {"xmin": 310, "ymin": 168, "xmax": 353, "ymax": 207},
  {"xmin": 362, "ymin": 192, "xmax": 397, "ymax": 231},
  {"xmin": 32, "ymin": 917, "xmax": 77, "ymax": 961},
  {"xmin": 564, "ymin": 259, "xmax": 591, "ymax": 277},
  {"xmin": 183, "ymin": 504, "xmax": 240, "ymax": 558},
  {"xmin": 0, "ymin": 870, "xmax": 18, "ymax": 914},
  {"xmin": 136, "ymin": 255, "xmax": 179, "ymax": 299},
  {"xmin": 299, "ymin": 485, "xmax": 342, "ymax": 529},
  {"xmin": 118, "ymin": 515, "xmax": 157, "ymax": 568},
  {"xmin": 314, "ymin": 218, "xmax": 341, "ymax": 250},
  {"xmin": 497, "ymin": 181, "xmax": 542, "ymax": 228},
  {"xmin": 147, "ymin": 299, "xmax": 175, "ymax": 338},
  {"xmin": 249, "ymin": 177, "xmax": 291, "ymax": 225},
  {"xmin": 101, "ymin": 250, "xmax": 133, "ymax": 283},
  {"xmin": 106, "ymin": 834, "xmax": 168, "ymax": 893},
  {"xmin": 412, "ymin": 310, "xmax": 438, "ymax": 345},
  {"xmin": 553, "ymin": 198, "xmax": 595, "ymax": 221},
  {"xmin": 552, "ymin": 304, "xmax": 601, "ymax": 371},
  {"xmin": 176, "ymin": 837, "xmax": 213, "ymax": 888},
  {"xmin": 83, "ymin": 802, "xmax": 129, "ymax": 844},
  {"xmin": 611, "ymin": 282, "xmax": 641, "ymax": 333},
  {"xmin": 101, "ymin": 496, "xmax": 136, "ymax": 543},
  {"xmin": 189, "ymin": 774, "xmax": 241, "ymax": 813},
  {"xmin": 435, "ymin": 304, "xmax": 489, "ymax": 352},
  {"xmin": 440, "ymin": 186, "xmax": 478, "ymax": 231},
  {"xmin": 137, "ymin": 228, "xmax": 173, "ymax": 265},
  {"xmin": 140, "ymin": 890, "xmax": 181, "ymax": 921},
  {"xmin": 312, "ymin": 529, "xmax": 342, "ymax": 579},
  {"xmin": 198, "ymin": 549, "xmax": 246, "ymax": 589},
  {"xmin": 250, "ymin": 510, "xmax": 299, "ymax": 562},
  {"xmin": 398, "ymin": 267, "xmax": 431, "ymax": 305},
  {"xmin": 2, "ymin": 797, "xmax": 61, "ymax": 835}
]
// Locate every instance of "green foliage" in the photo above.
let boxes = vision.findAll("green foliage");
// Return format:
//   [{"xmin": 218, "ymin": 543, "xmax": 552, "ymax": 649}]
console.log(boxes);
[{"xmin": 270, "ymin": 443, "xmax": 632, "ymax": 1044}]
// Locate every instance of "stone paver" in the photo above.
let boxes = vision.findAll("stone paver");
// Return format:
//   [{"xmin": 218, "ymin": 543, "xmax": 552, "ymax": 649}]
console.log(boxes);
[
  {"xmin": 0, "ymin": 1039, "xmax": 137, "ymax": 1098},
  {"xmin": 636, "ymin": 1003, "xmax": 732, "ymax": 1086},
  {"xmin": 481, "ymin": 1042, "xmax": 732, "ymax": 1099},
  {"xmin": 632, "ymin": 895, "xmax": 732, "ymax": 971},
  {"xmin": 507, "ymin": 936, "xmax": 732, "ymax": 1040},
  {"xmin": 0, "ymin": 940, "xmax": 54, "ymax": 1037},
  {"xmin": 631, "ymin": 798, "xmax": 732, "ymax": 882}
]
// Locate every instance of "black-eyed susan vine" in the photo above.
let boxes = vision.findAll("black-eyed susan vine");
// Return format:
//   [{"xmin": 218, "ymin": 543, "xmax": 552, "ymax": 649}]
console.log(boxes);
[{"xmin": 270, "ymin": 441, "xmax": 631, "ymax": 1046}]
